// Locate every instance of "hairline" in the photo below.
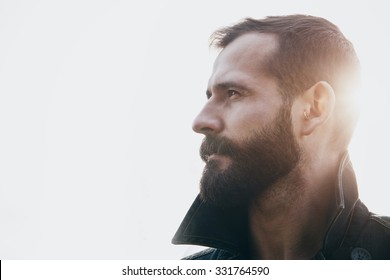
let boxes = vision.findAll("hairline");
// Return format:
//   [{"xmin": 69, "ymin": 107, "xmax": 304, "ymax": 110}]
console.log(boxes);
[{"xmin": 212, "ymin": 31, "xmax": 293, "ymax": 105}]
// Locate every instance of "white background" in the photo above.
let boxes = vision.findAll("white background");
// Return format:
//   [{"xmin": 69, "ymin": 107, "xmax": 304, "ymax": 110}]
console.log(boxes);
[{"xmin": 0, "ymin": 0, "xmax": 389, "ymax": 259}]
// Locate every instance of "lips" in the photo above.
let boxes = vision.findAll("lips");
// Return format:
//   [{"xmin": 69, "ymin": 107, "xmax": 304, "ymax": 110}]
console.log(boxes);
[
  {"xmin": 202, "ymin": 153, "xmax": 217, "ymax": 163},
  {"xmin": 200, "ymin": 135, "xmax": 236, "ymax": 163},
  {"xmin": 206, "ymin": 154, "xmax": 218, "ymax": 161}
]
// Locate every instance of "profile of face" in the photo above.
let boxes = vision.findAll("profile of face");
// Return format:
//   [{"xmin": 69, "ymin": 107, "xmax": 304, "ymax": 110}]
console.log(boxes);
[{"xmin": 192, "ymin": 33, "xmax": 302, "ymax": 208}]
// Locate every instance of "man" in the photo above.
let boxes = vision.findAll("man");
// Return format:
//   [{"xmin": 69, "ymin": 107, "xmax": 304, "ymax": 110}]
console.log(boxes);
[{"xmin": 172, "ymin": 15, "xmax": 390, "ymax": 259}]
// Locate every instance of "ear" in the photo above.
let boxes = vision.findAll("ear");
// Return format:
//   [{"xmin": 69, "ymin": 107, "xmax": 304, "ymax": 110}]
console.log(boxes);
[{"xmin": 301, "ymin": 81, "xmax": 335, "ymax": 136}]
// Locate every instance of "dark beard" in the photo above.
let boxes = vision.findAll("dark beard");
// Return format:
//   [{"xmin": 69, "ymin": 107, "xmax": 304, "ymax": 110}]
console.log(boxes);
[{"xmin": 199, "ymin": 104, "xmax": 302, "ymax": 208}]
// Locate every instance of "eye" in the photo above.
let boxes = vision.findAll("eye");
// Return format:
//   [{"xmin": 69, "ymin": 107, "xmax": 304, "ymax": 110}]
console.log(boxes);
[{"xmin": 227, "ymin": 89, "xmax": 240, "ymax": 99}]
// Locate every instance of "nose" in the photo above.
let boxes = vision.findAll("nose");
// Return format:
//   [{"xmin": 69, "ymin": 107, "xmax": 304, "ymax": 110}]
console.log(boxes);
[{"xmin": 192, "ymin": 102, "xmax": 223, "ymax": 135}]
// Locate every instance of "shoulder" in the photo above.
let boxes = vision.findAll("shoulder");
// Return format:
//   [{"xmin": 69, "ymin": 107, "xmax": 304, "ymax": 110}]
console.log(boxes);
[
  {"xmin": 362, "ymin": 213, "xmax": 390, "ymax": 239},
  {"xmin": 369, "ymin": 214, "xmax": 390, "ymax": 230},
  {"xmin": 356, "ymin": 213, "xmax": 390, "ymax": 259},
  {"xmin": 337, "ymin": 201, "xmax": 390, "ymax": 259},
  {"xmin": 182, "ymin": 248, "xmax": 240, "ymax": 260}
]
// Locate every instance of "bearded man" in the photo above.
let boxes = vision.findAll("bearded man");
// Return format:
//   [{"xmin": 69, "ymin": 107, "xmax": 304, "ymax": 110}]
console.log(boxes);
[{"xmin": 172, "ymin": 15, "xmax": 390, "ymax": 260}]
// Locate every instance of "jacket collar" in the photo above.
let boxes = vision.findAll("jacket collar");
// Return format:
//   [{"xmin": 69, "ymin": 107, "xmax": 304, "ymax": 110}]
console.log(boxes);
[
  {"xmin": 172, "ymin": 153, "xmax": 359, "ymax": 258},
  {"xmin": 321, "ymin": 153, "xmax": 359, "ymax": 257}
]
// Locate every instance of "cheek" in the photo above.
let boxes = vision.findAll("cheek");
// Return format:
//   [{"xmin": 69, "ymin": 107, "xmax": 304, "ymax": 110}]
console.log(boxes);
[{"xmin": 223, "ymin": 103, "xmax": 276, "ymax": 139}]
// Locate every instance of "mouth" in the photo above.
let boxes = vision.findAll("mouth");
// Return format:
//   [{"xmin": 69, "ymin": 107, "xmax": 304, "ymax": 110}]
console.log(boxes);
[
  {"xmin": 204, "ymin": 152, "xmax": 219, "ymax": 161},
  {"xmin": 200, "ymin": 135, "xmax": 235, "ymax": 164},
  {"xmin": 204, "ymin": 151, "xmax": 231, "ymax": 161},
  {"xmin": 205, "ymin": 153, "xmax": 232, "ymax": 169},
  {"xmin": 207, "ymin": 154, "xmax": 221, "ymax": 161}
]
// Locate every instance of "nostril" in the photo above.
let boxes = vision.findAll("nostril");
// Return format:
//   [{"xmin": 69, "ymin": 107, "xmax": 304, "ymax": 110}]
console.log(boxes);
[
  {"xmin": 192, "ymin": 122, "xmax": 211, "ymax": 134},
  {"xmin": 192, "ymin": 116, "xmax": 223, "ymax": 135},
  {"xmin": 199, "ymin": 127, "xmax": 214, "ymax": 134}
]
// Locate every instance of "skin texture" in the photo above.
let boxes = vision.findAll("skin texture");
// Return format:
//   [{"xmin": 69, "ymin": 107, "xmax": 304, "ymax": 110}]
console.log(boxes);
[
  {"xmin": 194, "ymin": 33, "xmax": 282, "ymax": 142},
  {"xmin": 192, "ymin": 33, "xmax": 342, "ymax": 259}
]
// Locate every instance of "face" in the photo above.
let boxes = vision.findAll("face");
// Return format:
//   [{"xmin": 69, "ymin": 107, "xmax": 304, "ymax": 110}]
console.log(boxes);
[{"xmin": 193, "ymin": 33, "xmax": 302, "ymax": 208}]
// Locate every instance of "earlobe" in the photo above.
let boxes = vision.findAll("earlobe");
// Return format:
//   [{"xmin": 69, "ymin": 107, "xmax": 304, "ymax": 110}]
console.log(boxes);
[{"xmin": 302, "ymin": 81, "xmax": 335, "ymax": 136}]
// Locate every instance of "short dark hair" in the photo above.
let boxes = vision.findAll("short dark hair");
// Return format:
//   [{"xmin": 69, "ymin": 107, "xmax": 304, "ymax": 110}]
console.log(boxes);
[
  {"xmin": 210, "ymin": 15, "xmax": 360, "ymax": 145},
  {"xmin": 211, "ymin": 15, "xmax": 360, "ymax": 99}
]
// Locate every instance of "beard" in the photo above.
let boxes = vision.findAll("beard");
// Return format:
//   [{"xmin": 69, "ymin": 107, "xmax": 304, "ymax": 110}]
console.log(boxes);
[{"xmin": 199, "ymin": 104, "xmax": 302, "ymax": 209}]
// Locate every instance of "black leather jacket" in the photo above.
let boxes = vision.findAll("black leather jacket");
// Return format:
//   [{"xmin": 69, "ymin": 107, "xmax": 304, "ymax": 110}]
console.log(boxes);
[{"xmin": 172, "ymin": 154, "xmax": 390, "ymax": 259}]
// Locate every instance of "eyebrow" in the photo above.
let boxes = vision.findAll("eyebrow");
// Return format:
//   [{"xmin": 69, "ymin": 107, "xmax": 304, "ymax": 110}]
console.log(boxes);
[{"xmin": 206, "ymin": 81, "xmax": 250, "ymax": 98}]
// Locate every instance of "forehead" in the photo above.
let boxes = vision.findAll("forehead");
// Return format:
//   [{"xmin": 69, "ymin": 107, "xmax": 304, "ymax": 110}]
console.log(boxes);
[{"xmin": 209, "ymin": 33, "xmax": 278, "ymax": 87}]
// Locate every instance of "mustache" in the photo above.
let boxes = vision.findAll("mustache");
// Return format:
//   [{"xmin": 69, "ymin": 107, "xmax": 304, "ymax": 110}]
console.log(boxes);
[{"xmin": 199, "ymin": 135, "xmax": 238, "ymax": 162}]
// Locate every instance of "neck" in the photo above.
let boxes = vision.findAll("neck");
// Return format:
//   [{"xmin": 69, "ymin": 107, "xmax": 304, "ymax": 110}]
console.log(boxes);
[{"xmin": 248, "ymin": 155, "xmax": 339, "ymax": 259}]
